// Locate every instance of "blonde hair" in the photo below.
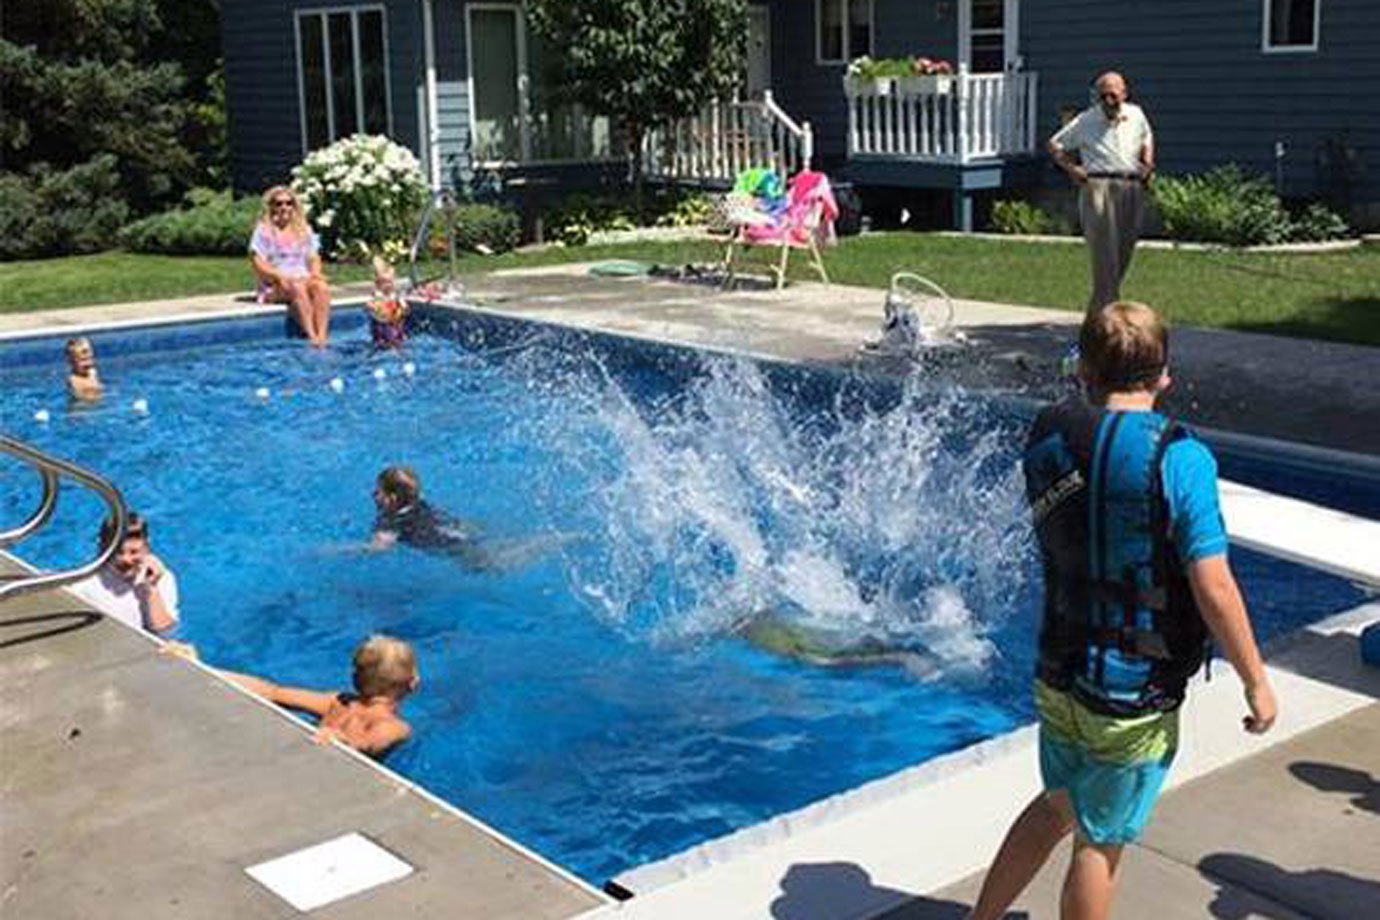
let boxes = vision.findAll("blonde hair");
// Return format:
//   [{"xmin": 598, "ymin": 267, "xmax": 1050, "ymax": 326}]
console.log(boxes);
[
  {"xmin": 1079, "ymin": 301, "xmax": 1168, "ymax": 392},
  {"xmin": 66, "ymin": 336, "xmax": 94, "ymax": 357},
  {"xmin": 259, "ymin": 185, "xmax": 310, "ymax": 236},
  {"xmin": 353, "ymin": 635, "xmax": 417, "ymax": 699},
  {"xmin": 376, "ymin": 466, "xmax": 420, "ymax": 505},
  {"xmin": 371, "ymin": 255, "xmax": 396, "ymax": 282}
]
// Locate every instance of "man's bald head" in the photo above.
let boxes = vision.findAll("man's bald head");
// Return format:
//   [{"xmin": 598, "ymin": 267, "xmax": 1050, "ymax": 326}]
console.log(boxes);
[{"xmin": 1095, "ymin": 72, "xmax": 1128, "ymax": 116}]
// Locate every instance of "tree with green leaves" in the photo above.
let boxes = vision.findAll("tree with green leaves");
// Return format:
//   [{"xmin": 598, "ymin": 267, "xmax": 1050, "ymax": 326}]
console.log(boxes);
[
  {"xmin": 527, "ymin": 0, "xmax": 748, "ymax": 217},
  {"xmin": 0, "ymin": 0, "xmax": 225, "ymax": 257}
]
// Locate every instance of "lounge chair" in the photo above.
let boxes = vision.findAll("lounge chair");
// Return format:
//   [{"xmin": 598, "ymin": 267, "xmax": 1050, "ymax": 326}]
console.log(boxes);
[{"xmin": 722, "ymin": 169, "xmax": 839, "ymax": 290}]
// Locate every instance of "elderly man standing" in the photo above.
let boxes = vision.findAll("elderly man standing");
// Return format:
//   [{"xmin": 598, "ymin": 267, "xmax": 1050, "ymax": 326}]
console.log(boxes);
[{"xmin": 1049, "ymin": 72, "xmax": 1155, "ymax": 313}]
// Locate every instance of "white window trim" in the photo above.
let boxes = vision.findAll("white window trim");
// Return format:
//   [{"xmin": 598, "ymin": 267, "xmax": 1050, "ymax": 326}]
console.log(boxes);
[
  {"xmin": 815, "ymin": 0, "xmax": 873, "ymax": 66},
  {"xmin": 464, "ymin": 2, "xmax": 619, "ymax": 169},
  {"xmin": 293, "ymin": 5, "xmax": 394, "ymax": 155},
  {"xmin": 958, "ymin": 0, "xmax": 1022, "ymax": 72},
  {"xmin": 1261, "ymin": 0, "xmax": 1320, "ymax": 54}
]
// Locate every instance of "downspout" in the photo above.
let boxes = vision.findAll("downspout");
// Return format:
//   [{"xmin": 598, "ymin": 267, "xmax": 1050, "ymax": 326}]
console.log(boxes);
[{"xmin": 422, "ymin": 0, "xmax": 442, "ymax": 190}]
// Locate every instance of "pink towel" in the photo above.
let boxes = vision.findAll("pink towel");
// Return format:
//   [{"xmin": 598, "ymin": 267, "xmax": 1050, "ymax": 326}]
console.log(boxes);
[{"xmin": 740, "ymin": 171, "xmax": 839, "ymax": 248}]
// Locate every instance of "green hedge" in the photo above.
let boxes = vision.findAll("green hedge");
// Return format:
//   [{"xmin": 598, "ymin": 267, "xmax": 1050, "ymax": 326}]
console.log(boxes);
[
  {"xmin": 0, "ymin": 156, "xmax": 130, "ymax": 260},
  {"xmin": 990, "ymin": 200, "xmax": 1071, "ymax": 236},
  {"xmin": 119, "ymin": 190, "xmax": 261, "ymax": 255},
  {"xmin": 429, "ymin": 203, "xmax": 521, "ymax": 255},
  {"xmin": 1153, "ymin": 166, "xmax": 1350, "ymax": 246}
]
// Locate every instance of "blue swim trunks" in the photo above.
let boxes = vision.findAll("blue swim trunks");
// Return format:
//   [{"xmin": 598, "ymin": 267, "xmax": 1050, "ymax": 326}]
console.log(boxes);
[{"xmin": 1035, "ymin": 681, "xmax": 1179, "ymax": 845}]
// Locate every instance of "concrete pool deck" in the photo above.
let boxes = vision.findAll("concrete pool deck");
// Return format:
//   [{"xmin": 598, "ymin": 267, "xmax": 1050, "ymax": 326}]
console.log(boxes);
[
  {"xmin": 2, "ymin": 268, "xmax": 1378, "ymax": 919},
  {"xmin": 0, "ymin": 558, "xmax": 608, "ymax": 919}
]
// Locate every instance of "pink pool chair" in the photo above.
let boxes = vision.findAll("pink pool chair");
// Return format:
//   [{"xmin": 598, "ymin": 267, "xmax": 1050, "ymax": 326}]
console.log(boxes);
[{"xmin": 723, "ymin": 170, "xmax": 839, "ymax": 290}]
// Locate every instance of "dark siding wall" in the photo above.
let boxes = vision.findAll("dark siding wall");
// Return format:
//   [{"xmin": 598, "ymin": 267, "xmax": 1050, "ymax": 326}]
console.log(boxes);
[
  {"xmin": 224, "ymin": 1, "xmax": 423, "ymax": 194},
  {"xmin": 1023, "ymin": 0, "xmax": 1380, "ymax": 213},
  {"xmin": 766, "ymin": 0, "xmax": 958, "ymax": 164}
]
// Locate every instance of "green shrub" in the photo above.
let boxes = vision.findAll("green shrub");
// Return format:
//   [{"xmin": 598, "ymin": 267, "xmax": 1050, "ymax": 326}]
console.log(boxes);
[
  {"xmin": 118, "ymin": 189, "xmax": 261, "ymax": 255},
  {"xmin": 428, "ymin": 203, "xmax": 521, "ymax": 256},
  {"xmin": 1291, "ymin": 202, "xmax": 1351, "ymax": 242},
  {"xmin": 0, "ymin": 155, "xmax": 130, "ymax": 260},
  {"xmin": 1153, "ymin": 166, "xmax": 1294, "ymax": 246},
  {"xmin": 655, "ymin": 192, "xmax": 715, "ymax": 228},
  {"xmin": 990, "ymin": 199, "xmax": 1065, "ymax": 236},
  {"xmin": 291, "ymin": 134, "xmax": 429, "ymax": 260},
  {"xmin": 547, "ymin": 192, "xmax": 637, "ymax": 246}
]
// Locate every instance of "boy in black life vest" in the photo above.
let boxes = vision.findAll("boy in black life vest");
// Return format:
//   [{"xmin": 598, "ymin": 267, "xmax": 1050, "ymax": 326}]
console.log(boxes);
[{"xmin": 967, "ymin": 302, "xmax": 1277, "ymax": 920}]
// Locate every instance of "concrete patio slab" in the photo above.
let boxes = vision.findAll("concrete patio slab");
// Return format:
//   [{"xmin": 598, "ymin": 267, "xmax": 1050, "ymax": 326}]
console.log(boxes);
[{"xmin": 0, "ymin": 558, "xmax": 606, "ymax": 920}]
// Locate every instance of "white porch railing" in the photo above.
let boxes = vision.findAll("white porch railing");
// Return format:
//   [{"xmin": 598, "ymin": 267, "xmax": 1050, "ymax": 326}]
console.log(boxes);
[
  {"xmin": 645, "ymin": 90, "xmax": 814, "ymax": 183},
  {"xmin": 846, "ymin": 68, "xmax": 1039, "ymax": 163}
]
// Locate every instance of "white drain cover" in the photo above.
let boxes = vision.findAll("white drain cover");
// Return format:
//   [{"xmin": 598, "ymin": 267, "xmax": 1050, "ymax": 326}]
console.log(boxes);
[{"xmin": 245, "ymin": 832, "xmax": 413, "ymax": 911}]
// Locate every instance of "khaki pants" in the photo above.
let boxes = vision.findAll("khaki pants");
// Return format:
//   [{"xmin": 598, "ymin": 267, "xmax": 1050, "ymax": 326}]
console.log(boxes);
[{"xmin": 1080, "ymin": 177, "xmax": 1144, "ymax": 313}]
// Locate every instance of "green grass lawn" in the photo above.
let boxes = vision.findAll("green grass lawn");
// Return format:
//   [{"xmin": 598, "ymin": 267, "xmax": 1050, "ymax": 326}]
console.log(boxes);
[{"xmin": 3, "ymin": 237, "xmax": 1378, "ymax": 346}]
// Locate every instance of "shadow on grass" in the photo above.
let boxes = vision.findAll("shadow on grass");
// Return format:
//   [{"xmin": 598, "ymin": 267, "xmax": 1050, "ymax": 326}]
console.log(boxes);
[{"xmin": 1225, "ymin": 295, "xmax": 1380, "ymax": 348}]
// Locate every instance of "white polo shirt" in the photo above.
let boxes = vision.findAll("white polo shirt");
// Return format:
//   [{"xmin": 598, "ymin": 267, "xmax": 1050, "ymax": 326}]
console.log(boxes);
[
  {"xmin": 69, "ymin": 555, "xmax": 180, "ymax": 634},
  {"xmin": 1050, "ymin": 102, "xmax": 1153, "ymax": 176}
]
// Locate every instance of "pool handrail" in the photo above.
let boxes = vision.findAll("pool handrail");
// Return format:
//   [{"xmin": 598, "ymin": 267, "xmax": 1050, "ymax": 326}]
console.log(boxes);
[
  {"xmin": 0, "ymin": 434, "xmax": 127, "ymax": 602},
  {"xmin": 408, "ymin": 188, "xmax": 465, "ymax": 302}
]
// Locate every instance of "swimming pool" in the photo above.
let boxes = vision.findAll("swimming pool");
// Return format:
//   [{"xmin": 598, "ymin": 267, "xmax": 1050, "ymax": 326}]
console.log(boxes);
[{"xmin": 1, "ymin": 306, "xmax": 1371, "ymax": 884}]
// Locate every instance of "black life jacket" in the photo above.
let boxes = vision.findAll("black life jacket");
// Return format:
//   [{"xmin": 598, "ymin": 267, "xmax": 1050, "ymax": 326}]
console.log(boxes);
[{"xmin": 1023, "ymin": 397, "xmax": 1210, "ymax": 717}]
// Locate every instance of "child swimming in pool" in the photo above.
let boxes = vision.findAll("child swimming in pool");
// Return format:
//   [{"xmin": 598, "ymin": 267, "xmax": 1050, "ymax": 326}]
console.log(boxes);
[
  {"xmin": 372, "ymin": 465, "xmax": 489, "ymax": 569},
  {"xmin": 66, "ymin": 337, "xmax": 103, "ymax": 402},
  {"xmin": 366, "ymin": 256, "xmax": 408, "ymax": 350},
  {"xmin": 223, "ymin": 635, "xmax": 418, "ymax": 758}
]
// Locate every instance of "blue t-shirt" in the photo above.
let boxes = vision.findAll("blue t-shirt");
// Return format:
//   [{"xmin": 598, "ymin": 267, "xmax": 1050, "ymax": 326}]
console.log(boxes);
[{"xmin": 1161, "ymin": 438, "xmax": 1228, "ymax": 563}]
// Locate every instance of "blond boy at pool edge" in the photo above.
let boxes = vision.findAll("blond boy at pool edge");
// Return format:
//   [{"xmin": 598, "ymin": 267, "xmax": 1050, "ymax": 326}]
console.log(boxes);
[
  {"xmin": 967, "ymin": 302, "xmax": 1276, "ymax": 920},
  {"xmin": 224, "ymin": 635, "xmax": 418, "ymax": 758}
]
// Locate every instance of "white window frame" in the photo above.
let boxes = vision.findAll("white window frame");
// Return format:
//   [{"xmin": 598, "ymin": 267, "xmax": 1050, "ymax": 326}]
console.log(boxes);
[
  {"xmin": 958, "ymin": 0, "xmax": 1022, "ymax": 72},
  {"xmin": 1261, "ymin": 0, "xmax": 1320, "ymax": 54},
  {"xmin": 294, "ymin": 5, "xmax": 394, "ymax": 154},
  {"xmin": 816, "ymin": 0, "xmax": 874, "ymax": 65}
]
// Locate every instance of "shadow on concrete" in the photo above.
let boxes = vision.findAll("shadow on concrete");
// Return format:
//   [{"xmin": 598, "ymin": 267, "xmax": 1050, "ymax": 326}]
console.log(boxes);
[
  {"xmin": 1265, "ymin": 629, "xmax": 1380, "ymax": 700},
  {"xmin": 1288, "ymin": 760, "xmax": 1380, "ymax": 815},
  {"xmin": 768, "ymin": 862, "xmax": 990, "ymax": 920},
  {"xmin": 1200, "ymin": 852, "xmax": 1380, "ymax": 920},
  {"xmin": 0, "ymin": 609, "xmax": 102, "ymax": 649}
]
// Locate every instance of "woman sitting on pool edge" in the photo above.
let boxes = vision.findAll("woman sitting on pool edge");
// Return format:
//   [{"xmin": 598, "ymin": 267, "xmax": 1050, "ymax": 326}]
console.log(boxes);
[{"xmin": 249, "ymin": 185, "xmax": 332, "ymax": 347}]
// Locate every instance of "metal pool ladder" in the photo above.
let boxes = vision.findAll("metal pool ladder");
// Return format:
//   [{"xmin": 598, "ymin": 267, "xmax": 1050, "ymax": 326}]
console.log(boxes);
[
  {"xmin": 0, "ymin": 434, "xmax": 128, "ymax": 602},
  {"xmin": 408, "ymin": 188, "xmax": 466, "ymax": 302}
]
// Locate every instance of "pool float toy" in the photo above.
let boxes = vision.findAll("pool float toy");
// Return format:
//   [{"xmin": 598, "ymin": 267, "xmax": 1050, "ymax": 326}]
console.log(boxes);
[
  {"xmin": 402, "ymin": 362, "xmax": 417, "ymax": 377},
  {"xmin": 131, "ymin": 398, "xmax": 149, "ymax": 415},
  {"xmin": 255, "ymin": 387, "xmax": 271, "ymax": 401},
  {"xmin": 373, "ymin": 368, "xmax": 387, "ymax": 381},
  {"xmin": 33, "ymin": 409, "xmax": 50, "ymax": 424},
  {"xmin": 329, "ymin": 377, "xmax": 345, "ymax": 393},
  {"xmin": 588, "ymin": 261, "xmax": 651, "ymax": 278}
]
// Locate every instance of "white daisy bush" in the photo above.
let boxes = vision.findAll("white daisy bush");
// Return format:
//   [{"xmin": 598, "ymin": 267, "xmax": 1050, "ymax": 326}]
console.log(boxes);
[{"xmin": 291, "ymin": 134, "xmax": 428, "ymax": 261}]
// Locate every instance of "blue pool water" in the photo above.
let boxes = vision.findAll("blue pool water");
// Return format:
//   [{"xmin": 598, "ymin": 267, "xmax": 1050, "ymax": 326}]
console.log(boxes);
[{"xmin": 0, "ymin": 309, "xmax": 1370, "ymax": 883}]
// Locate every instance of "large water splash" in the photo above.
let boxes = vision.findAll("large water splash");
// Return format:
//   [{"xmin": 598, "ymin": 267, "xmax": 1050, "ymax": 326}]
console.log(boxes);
[{"xmin": 506, "ymin": 346, "xmax": 1036, "ymax": 678}]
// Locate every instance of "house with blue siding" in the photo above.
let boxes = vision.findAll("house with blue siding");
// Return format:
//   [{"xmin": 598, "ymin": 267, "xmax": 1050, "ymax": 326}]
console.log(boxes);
[{"xmin": 223, "ymin": 0, "xmax": 1378, "ymax": 230}]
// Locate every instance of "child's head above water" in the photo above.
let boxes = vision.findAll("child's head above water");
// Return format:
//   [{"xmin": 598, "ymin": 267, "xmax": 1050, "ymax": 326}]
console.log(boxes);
[
  {"xmin": 66, "ymin": 337, "xmax": 97, "ymax": 375},
  {"xmin": 375, "ymin": 465, "xmax": 421, "ymax": 511},
  {"xmin": 353, "ymin": 635, "xmax": 418, "ymax": 701},
  {"xmin": 1078, "ymin": 301, "xmax": 1169, "ymax": 395}
]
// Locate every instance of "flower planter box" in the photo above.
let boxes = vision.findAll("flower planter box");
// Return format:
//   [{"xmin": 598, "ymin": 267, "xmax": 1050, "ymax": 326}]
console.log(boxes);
[
  {"xmin": 896, "ymin": 74, "xmax": 954, "ymax": 96},
  {"xmin": 844, "ymin": 76, "xmax": 896, "ymax": 98}
]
